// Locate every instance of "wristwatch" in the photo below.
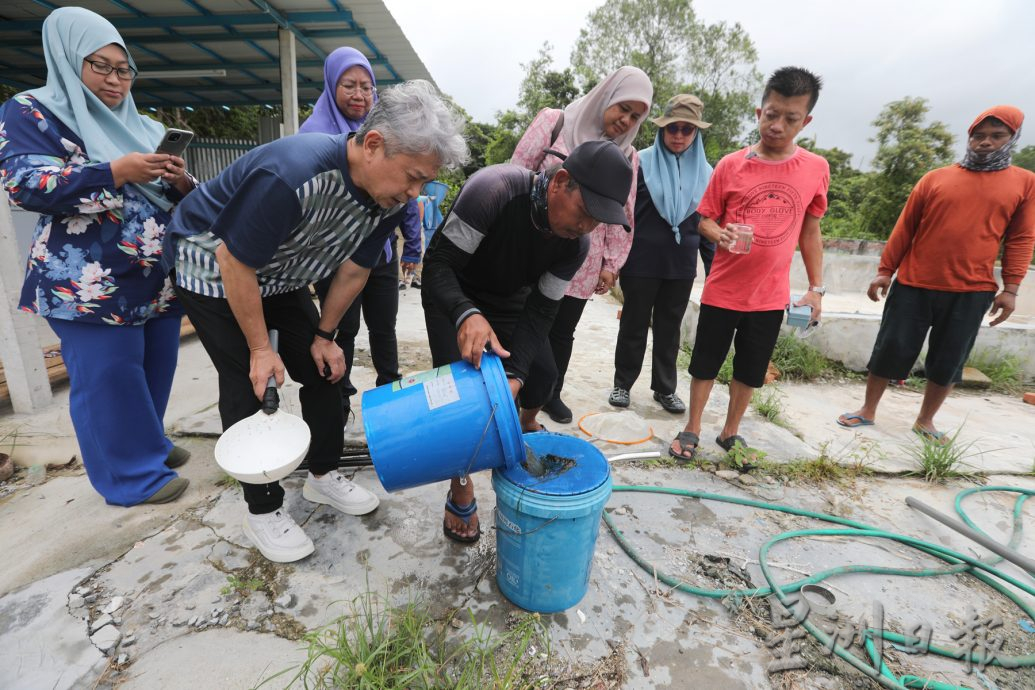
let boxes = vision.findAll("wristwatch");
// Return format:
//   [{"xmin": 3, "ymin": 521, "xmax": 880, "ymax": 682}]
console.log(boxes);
[
  {"xmin": 808, "ymin": 285, "xmax": 827, "ymax": 296},
  {"xmin": 314, "ymin": 327, "xmax": 338, "ymax": 342}
]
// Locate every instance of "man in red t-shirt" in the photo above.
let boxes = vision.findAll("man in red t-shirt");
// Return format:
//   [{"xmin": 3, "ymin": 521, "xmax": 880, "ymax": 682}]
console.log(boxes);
[
  {"xmin": 837, "ymin": 106, "xmax": 1035, "ymax": 443},
  {"xmin": 669, "ymin": 67, "xmax": 830, "ymax": 462}
]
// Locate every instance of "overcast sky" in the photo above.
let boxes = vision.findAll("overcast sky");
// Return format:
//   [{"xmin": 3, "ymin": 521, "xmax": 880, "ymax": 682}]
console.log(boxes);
[{"xmin": 383, "ymin": 0, "xmax": 1034, "ymax": 168}]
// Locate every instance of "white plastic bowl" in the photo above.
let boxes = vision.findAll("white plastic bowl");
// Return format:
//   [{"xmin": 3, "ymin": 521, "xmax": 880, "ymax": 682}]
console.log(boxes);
[{"xmin": 214, "ymin": 409, "xmax": 311, "ymax": 483}]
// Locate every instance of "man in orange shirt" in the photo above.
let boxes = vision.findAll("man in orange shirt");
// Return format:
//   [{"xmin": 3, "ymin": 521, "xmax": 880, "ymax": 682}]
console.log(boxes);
[{"xmin": 837, "ymin": 105, "xmax": 1035, "ymax": 442}]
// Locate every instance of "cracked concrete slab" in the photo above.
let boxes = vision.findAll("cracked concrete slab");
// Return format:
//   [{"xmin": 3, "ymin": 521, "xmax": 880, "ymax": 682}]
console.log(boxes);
[{"xmin": 0, "ymin": 567, "xmax": 105, "ymax": 689}]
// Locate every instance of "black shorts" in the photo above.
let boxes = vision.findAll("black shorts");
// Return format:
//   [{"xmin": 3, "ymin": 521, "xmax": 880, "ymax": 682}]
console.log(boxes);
[
  {"xmin": 867, "ymin": 281, "xmax": 995, "ymax": 386},
  {"xmin": 688, "ymin": 304, "xmax": 784, "ymax": 388}
]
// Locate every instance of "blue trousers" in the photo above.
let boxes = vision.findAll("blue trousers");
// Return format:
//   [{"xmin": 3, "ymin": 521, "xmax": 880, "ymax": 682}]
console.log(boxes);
[{"xmin": 48, "ymin": 316, "xmax": 180, "ymax": 506}]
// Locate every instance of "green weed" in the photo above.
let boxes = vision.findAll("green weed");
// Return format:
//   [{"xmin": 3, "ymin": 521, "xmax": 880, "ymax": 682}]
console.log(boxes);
[
  {"xmin": 221, "ymin": 574, "xmax": 264, "ymax": 597},
  {"xmin": 216, "ymin": 473, "xmax": 240, "ymax": 488},
  {"xmin": 261, "ymin": 590, "xmax": 549, "ymax": 689},
  {"xmin": 751, "ymin": 386, "xmax": 784, "ymax": 423},
  {"xmin": 965, "ymin": 348, "xmax": 1024, "ymax": 393},
  {"xmin": 770, "ymin": 335, "xmax": 829, "ymax": 381},
  {"xmin": 759, "ymin": 440, "xmax": 877, "ymax": 484},
  {"xmin": 904, "ymin": 428, "xmax": 977, "ymax": 481},
  {"xmin": 723, "ymin": 441, "xmax": 767, "ymax": 470}
]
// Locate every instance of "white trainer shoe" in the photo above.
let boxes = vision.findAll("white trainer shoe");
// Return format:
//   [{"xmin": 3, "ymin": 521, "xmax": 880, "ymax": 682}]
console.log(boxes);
[
  {"xmin": 302, "ymin": 470, "xmax": 379, "ymax": 515},
  {"xmin": 242, "ymin": 509, "xmax": 315, "ymax": 563}
]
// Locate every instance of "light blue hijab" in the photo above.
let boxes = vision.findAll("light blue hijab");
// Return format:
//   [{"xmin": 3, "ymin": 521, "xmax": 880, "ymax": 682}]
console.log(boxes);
[
  {"xmin": 638, "ymin": 128, "xmax": 712, "ymax": 244},
  {"xmin": 25, "ymin": 7, "xmax": 169, "ymax": 210}
]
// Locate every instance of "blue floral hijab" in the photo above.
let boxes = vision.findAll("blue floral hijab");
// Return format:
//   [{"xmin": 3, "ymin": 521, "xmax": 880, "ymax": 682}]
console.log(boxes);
[{"xmin": 26, "ymin": 7, "xmax": 169, "ymax": 209}]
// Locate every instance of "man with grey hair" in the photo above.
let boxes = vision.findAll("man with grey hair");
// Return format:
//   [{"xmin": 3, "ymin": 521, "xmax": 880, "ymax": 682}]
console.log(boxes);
[{"xmin": 163, "ymin": 80, "xmax": 468, "ymax": 563}]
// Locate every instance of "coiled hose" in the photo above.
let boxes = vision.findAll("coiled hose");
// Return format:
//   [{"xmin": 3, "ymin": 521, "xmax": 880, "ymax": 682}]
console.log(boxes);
[{"xmin": 604, "ymin": 485, "xmax": 1035, "ymax": 689}]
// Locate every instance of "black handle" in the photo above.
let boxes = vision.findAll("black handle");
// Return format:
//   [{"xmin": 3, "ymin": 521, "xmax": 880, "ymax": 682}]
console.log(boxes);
[{"xmin": 261, "ymin": 329, "xmax": 280, "ymax": 415}]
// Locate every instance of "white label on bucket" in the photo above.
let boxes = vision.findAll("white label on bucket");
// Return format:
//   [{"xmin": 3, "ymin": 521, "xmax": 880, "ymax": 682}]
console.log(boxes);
[{"xmin": 423, "ymin": 372, "xmax": 460, "ymax": 410}]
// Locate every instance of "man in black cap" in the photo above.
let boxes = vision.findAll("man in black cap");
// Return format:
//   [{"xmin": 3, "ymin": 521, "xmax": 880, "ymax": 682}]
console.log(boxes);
[{"xmin": 422, "ymin": 140, "xmax": 633, "ymax": 543}]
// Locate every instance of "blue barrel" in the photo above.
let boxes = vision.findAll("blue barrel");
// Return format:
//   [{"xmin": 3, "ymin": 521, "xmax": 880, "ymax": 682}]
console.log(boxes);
[
  {"xmin": 492, "ymin": 432, "xmax": 612, "ymax": 613},
  {"xmin": 362, "ymin": 353, "xmax": 524, "ymax": 492}
]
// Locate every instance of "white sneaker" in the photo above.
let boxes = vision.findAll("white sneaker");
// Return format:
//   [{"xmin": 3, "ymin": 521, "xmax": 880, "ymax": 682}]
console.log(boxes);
[
  {"xmin": 242, "ymin": 509, "xmax": 315, "ymax": 563},
  {"xmin": 302, "ymin": 470, "xmax": 379, "ymax": 515}
]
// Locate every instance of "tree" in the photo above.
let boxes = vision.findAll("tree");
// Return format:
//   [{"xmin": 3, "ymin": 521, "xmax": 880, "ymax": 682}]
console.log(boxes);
[
  {"xmin": 570, "ymin": 0, "xmax": 761, "ymax": 150},
  {"xmin": 1013, "ymin": 144, "xmax": 1035, "ymax": 172},
  {"xmin": 481, "ymin": 44, "xmax": 582, "ymax": 166},
  {"xmin": 517, "ymin": 43, "xmax": 580, "ymax": 118},
  {"xmin": 799, "ymin": 137, "xmax": 870, "ymax": 238},
  {"xmin": 859, "ymin": 97, "xmax": 954, "ymax": 237}
]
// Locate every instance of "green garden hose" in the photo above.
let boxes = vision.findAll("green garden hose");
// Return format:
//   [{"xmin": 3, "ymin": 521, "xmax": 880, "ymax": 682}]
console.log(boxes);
[{"xmin": 604, "ymin": 485, "xmax": 1035, "ymax": 690}]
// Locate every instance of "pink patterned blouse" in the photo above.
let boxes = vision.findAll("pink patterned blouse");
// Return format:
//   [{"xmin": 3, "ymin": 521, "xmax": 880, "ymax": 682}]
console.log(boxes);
[{"xmin": 510, "ymin": 108, "xmax": 638, "ymax": 300}]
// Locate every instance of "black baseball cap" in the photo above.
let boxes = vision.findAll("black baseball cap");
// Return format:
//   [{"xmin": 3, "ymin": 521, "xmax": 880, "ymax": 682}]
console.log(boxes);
[{"xmin": 546, "ymin": 140, "xmax": 633, "ymax": 231}]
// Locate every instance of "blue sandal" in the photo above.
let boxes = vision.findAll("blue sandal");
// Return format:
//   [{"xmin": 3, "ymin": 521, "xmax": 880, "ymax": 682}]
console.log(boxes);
[{"xmin": 443, "ymin": 492, "xmax": 481, "ymax": 544}]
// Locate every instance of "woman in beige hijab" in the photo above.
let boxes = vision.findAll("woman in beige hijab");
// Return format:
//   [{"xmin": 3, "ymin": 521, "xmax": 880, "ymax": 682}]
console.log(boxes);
[{"xmin": 511, "ymin": 66, "xmax": 653, "ymax": 426}]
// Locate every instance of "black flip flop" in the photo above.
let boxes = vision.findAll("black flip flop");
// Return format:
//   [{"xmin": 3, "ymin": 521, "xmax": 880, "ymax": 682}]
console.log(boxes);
[
  {"xmin": 669, "ymin": 431, "xmax": 700, "ymax": 462},
  {"xmin": 715, "ymin": 434, "xmax": 748, "ymax": 453},
  {"xmin": 443, "ymin": 492, "xmax": 480, "ymax": 544}
]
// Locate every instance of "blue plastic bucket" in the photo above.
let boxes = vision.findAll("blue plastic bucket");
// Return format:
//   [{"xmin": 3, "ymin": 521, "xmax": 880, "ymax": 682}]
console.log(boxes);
[
  {"xmin": 362, "ymin": 353, "xmax": 524, "ymax": 492},
  {"xmin": 492, "ymin": 432, "xmax": 612, "ymax": 613}
]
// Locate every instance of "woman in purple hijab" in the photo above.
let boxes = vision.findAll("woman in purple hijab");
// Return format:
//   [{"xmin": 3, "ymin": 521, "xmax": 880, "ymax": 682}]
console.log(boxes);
[
  {"xmin": 302, "ymin": 47, "xmax": 423, "ymax": 422},
  {"xmin": 300, "ymin": 47, "xmax": 377, "ymax": 134}
]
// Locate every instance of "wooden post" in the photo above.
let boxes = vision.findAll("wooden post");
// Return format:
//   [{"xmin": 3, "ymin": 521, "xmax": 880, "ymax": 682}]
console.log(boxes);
[{"xmin": 0, "ymin": 191, "xmax": 53, "ymax": 413}]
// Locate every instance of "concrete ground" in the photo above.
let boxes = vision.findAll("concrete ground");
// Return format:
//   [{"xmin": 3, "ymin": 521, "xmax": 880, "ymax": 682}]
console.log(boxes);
[{"xmin": 2, "ymin": 288, "xmax": 1035, "ymax": 689}]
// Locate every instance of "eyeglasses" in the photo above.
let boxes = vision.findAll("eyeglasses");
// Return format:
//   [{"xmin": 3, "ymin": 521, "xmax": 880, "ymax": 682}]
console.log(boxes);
[
  {"xmin": 84, "ymin": 58, "xmax": 137, "ymax": 81},
  {"xmin": 665, "ymin": 123, "xmax": 696, "ymax": 136},
  {"xmin": 337, "ymin": 82, "xmax": 376, "ymax": 97}
]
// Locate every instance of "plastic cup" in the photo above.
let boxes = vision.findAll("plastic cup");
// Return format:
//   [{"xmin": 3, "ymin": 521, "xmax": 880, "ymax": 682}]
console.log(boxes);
[{"xmin": 728, "ymin": 224, "xmax": 754, "ymax": 254}]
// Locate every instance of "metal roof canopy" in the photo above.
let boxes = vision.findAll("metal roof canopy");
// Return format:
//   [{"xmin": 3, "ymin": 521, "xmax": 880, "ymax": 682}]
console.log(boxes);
[{"xmin": 0, "ymin": 0, "xmax": 434, "ymax": 113}]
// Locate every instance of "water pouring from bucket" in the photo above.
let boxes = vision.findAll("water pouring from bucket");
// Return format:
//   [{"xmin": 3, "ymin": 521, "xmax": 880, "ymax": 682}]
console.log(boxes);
[{"xmin": 214, "ymin": 330, "xmax": 311, "ymax": 483}]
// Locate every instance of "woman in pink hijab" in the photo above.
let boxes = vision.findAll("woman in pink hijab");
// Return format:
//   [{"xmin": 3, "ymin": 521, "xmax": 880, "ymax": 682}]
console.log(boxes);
[{"xmin": 511, "ymin": 66, "xmax": 653, "ymax": 426}]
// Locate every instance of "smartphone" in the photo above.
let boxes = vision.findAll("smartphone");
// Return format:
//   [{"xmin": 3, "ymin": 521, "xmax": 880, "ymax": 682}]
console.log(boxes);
[{"xmin": 155, "ymin": 128, "xmax": 194, "ymax": 157}]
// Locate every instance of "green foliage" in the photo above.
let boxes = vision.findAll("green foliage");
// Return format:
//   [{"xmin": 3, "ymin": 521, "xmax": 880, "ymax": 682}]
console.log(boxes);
[
  {"xmin": 263, "ymin": 590, "xmax": 549, "ymax": 689},
  {"xmin": 905, "ymin": 428, "xmax": 976, "ymax": 481},
  {"xmin": 517, "ymin": 42, "xmax": 580, "ymax": 118},
  {"xmin": 965, "ymin": 348, "xmax": 1024, "ymax": 393},
  {"xmin": 723, "ymin": 441, "xmax": 767, "ymax": 470},
  {"xmin": 1013, "ymin": 144, "xmax": 1035, "ymax": 172},
  {"xmin": 770, "ymin": 334, "xmax": 830, "ymax": 381},
  {"xmin": 570, "ymin": 0, "xmax": 761, "ymax": 151},
  {"xmin": 716, "ymin": 350, "xmax": 734, "ymax": 384},
  {"xmin": 859, "ymin": 97, "xmax": 955, "ymax": 238},
  {"xmin": 482, "ymin": 109, "xmax": 527, "ymax": 166},
  {"xmin": 220, "ymin": 574, "xmax": 264, "ymax": 597},
  {"xmin": 751, "ymin": 386, "xmax": 784, "ymax": 423}
]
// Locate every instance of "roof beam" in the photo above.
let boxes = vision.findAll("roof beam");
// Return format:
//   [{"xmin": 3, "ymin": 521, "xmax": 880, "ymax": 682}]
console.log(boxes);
[
  {"xmin": 248, "ymin": 0, "xmax": 325, "ymax": 59},
  {"xmin": 130, "ymin": 78, "xmax": 404, "ymax": 98},
  {"xmin": 1, "ymin": 11, "xmax": 355, "ymax": 32},
  {"xmin": 0, "ymin": 29, "xmax": 364, "ymax": 49}
]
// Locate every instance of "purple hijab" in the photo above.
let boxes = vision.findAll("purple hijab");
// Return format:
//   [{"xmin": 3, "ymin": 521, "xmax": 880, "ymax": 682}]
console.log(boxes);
[{"xmin": 299, "ymin": 47, "xmax": 376, "ymax": 134}]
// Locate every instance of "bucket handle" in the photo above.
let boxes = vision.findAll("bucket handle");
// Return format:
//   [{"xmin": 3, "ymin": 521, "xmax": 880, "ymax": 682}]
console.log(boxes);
[
  {"xmin": 494, "ymin": 506, "xmax": 559, "ymax": 536},
  {"xmin": 459, "ymin": 402, "xmax": 497, "ymax": 486}
]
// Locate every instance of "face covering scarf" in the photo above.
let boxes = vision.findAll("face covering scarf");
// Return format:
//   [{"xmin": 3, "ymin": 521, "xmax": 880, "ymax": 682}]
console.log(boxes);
[{"xmin": 960, "ymin": 127, "xmax": 1021, "ymax": 171}]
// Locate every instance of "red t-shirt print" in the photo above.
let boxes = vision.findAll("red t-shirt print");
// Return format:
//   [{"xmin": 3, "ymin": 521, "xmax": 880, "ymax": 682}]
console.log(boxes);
[{"xmin": 740, "ymin": 182, "xmax": 802, "ymax": 248}]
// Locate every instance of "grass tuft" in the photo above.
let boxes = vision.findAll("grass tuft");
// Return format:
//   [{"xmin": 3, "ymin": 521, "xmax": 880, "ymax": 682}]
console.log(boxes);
[
  {"xmin": 260, "ymin": 590, "xmax": 549, "ymax": 689},
  {"xmin": 904, "ymin": 428, "xmax": 977, "ymax": 482},
  {"xmin": 965, "ymin": 348, "xmax": 1024, "ymax": 394}
]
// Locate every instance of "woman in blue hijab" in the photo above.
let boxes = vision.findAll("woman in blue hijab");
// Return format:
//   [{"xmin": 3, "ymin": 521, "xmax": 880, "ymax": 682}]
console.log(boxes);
[
  {"xmin": 609, "ymin": 94, "xmax": 716, "ymax": 414},
  {"xmin": 300, "ymin": 47, "xmax": 423, "ymax": 422},
  {"xmin": 0, "ymin": 7, "xmax": 194, "ymax": 505}
]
